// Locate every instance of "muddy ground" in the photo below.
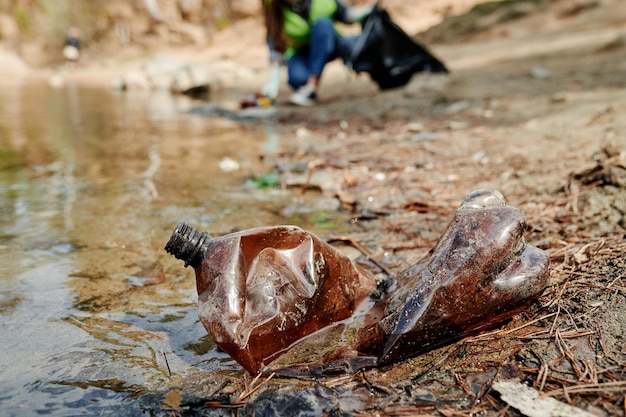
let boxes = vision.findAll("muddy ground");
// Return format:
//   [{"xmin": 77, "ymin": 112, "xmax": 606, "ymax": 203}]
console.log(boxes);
[{"xmin": 18, "ymin": 0, "xmax": 626, "ymax": 415}]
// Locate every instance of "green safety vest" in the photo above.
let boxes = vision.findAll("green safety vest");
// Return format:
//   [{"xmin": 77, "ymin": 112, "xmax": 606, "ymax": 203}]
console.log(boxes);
[{"xmin": 283, "ymin": 0, "xmax": 338, "ymax": 57}]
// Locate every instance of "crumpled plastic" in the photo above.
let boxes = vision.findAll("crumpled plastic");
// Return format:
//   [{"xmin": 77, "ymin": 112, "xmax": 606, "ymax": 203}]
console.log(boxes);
[{"xmin": 165, "ymin": 189, "xmax": 549, "ymax": 375}]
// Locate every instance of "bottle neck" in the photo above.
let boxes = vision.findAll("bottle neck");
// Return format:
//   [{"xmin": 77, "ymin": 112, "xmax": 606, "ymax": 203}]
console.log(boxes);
[{"xmin": 164, "ymin": 222, "xmax": 210, "ymax": 268}]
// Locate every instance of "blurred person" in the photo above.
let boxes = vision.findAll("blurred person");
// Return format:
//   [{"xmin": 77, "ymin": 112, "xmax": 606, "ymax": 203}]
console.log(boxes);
[{"xmin": 261, "ymin": 0, "xmax": 372, "ymax": 106}]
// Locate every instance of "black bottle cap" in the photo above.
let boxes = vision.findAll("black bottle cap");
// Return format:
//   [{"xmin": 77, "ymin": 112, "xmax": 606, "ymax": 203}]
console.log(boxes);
[{"xmin": 164, "ymin": 222, "xmax": 209, "ymax": 267}]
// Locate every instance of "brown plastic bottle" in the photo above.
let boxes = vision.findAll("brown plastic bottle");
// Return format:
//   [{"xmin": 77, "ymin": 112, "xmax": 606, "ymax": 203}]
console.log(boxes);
[
  {"xmin": 378, "ymin": 189, "xmax": 550, "ymax": 364},
  {"xmin": 165, "ymin": 189, "xmax": 550, "ymax": 376},
  {"xmin": 165, "ymin": 224, "xmax": 377, "ymax": 374}
]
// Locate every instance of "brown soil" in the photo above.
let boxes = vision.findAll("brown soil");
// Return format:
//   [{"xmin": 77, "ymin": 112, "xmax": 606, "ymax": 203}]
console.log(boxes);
[{"xmin": 18, "ymin": 0, "xmax": 626, "ymax": 415}]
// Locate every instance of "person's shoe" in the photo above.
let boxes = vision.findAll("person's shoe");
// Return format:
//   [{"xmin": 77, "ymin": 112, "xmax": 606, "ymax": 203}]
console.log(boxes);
[{"xmin": 289, "ymin": 85, "xmax": 317, "ymax": 106}]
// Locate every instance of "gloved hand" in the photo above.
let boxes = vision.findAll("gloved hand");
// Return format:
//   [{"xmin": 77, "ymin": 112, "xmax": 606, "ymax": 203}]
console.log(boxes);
[
  {"xmin": 347, "ymin": 5, "xmax": 374, "ymax": 23},
  {"xmin": 261, "ymin": 63, "xmax": 281, "ymax": 100}
]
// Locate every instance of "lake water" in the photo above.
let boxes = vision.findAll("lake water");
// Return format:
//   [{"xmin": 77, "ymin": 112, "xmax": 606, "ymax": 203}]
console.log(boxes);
[{"xmin": 0, "ymin": 82, "xmax": 332, "ymax": 416}]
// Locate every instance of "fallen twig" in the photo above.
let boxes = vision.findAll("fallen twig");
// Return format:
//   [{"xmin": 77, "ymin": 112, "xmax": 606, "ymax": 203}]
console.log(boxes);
[
  {"xmin": 543, "ymin": 380, "xmax": 626, "ymax": 397},
  {"xmin": 463, "ymin": 312, "xmax": 558, "ymax": 343},
  {"xmin": 328, "ymin": 235, "xmax": 392, "ymax": 276}
]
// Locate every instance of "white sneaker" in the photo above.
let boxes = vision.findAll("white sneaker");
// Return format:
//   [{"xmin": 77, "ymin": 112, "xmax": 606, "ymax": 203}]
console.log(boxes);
[{"xmin": 289, "ymin": 85, "xmax": 317, "ymax": 106}]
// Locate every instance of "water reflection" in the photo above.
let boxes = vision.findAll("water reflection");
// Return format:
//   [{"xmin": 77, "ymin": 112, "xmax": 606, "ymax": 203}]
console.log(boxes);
[{"xmin": 0, "ymin": 82, "xmax": 294, "ymax": 416}]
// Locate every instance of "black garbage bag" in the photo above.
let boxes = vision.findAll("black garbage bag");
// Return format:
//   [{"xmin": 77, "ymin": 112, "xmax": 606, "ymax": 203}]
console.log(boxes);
[{"xmin": 347, "ymin": 6, "xmax": 448, "ymax": 90}]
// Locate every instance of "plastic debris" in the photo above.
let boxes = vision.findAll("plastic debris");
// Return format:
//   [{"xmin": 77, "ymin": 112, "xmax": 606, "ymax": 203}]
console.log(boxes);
[{"xmin": 165, "ymin": 189, "xmax": 549, "ymax": 374}]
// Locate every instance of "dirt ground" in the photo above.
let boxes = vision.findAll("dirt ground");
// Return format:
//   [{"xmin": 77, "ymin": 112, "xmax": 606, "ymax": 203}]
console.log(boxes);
[{"xmin": 13, "ymin": 0, "xmax": 626, "ymax": 415}]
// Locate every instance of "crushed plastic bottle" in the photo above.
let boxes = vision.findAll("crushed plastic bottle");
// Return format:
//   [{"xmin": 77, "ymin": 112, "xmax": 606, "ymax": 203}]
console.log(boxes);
[
  {"xmin": 378, "ymin": 189, "xmax": 550, "ymax": 364},
  {"xmin": 164, "ymin": 224, "xmax": 378, "ymax": 374},
  {"xmin": 165, "ymin": 189, "xmax": 550, "ymax": 375}
]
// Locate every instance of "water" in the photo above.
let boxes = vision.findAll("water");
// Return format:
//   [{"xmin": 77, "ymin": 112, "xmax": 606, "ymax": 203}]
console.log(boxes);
[{"xmin": 0, "ymin": 82, "xmax": 332, "ymax": 416}]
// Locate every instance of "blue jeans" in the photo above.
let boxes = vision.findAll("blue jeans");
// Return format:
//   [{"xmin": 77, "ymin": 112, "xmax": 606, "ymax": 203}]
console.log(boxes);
[{"xmin": 287, "ymin": 18, "xmax": 358, "ymax": 89}]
